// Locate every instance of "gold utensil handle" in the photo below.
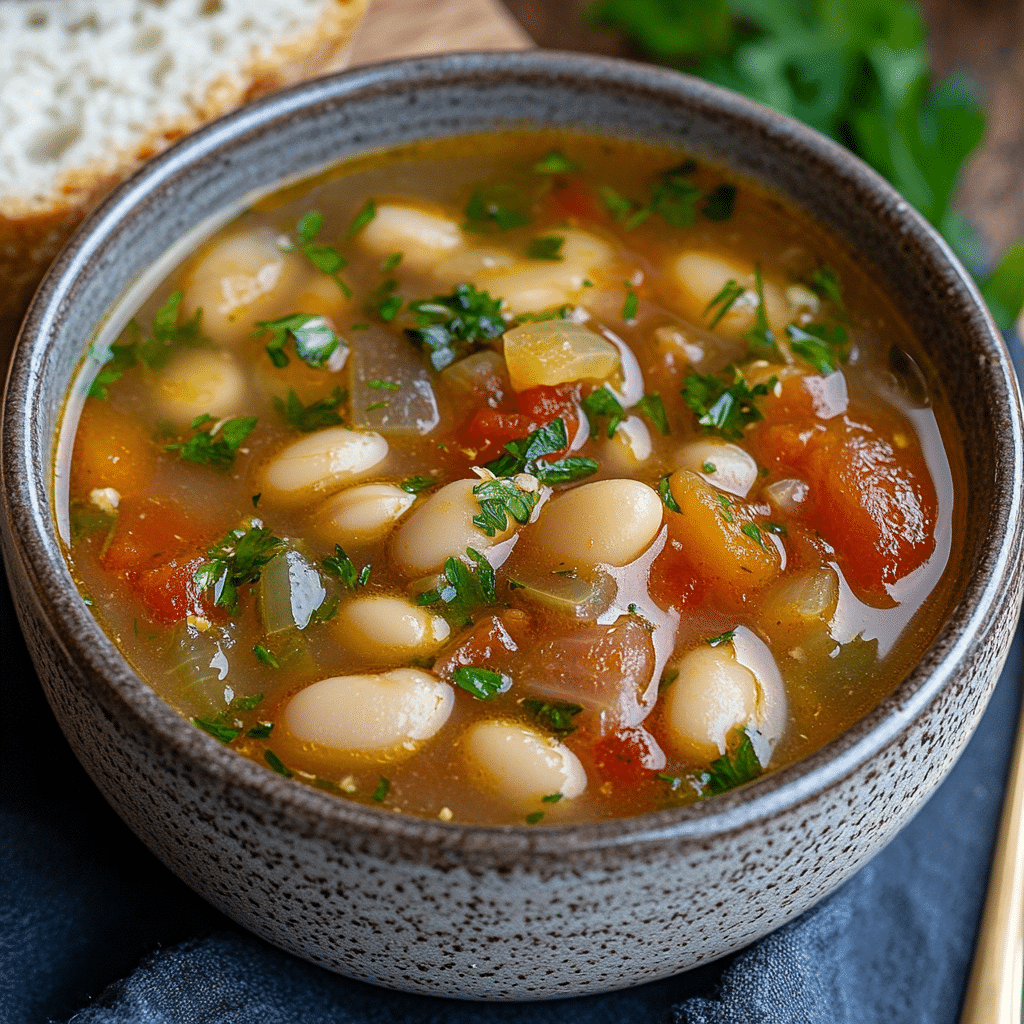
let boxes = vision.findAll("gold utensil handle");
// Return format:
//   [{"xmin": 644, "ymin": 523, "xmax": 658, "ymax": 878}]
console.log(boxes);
[{"xmin": 959, "ymin": 690, "xmax": 1024, "ymax": 1024}]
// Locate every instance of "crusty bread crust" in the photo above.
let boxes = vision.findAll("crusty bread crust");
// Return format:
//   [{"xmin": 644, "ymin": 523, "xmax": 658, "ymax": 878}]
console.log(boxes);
[{"xmin": 0, "ymin": 0, "xmax": 367, "ymax": 351}]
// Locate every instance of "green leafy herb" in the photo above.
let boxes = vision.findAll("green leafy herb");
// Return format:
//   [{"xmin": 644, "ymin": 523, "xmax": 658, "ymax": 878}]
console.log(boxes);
[
  {"xmin": 400, "ymin": 474, "xmax": 436, "ymax": 493},
  {"xmin": 372, "ymin": 776, "xmax": 391, "ymax": 802},
  {"xmin": 368, "ymin": 379, "xmax": 400, "ymax": 391},
  {"xmin": 599, "ymin": 162, "xmax": 703, "ymax": 230},
  {"xmin": 657, "ymin": 773, "xmax": 683, "ymax": 790},
  {"xmin": 369, "ymin": 277, "xmax": 403, "ymax": 322},
  {"xmin": 69, "ymin": 499, "xmax": 118, "ymax": 554},
  {"xmin": 511, "ymin": 306, "xmax": 571, "ymax": 325},
  {"xmin": 247, "ymin": 722, "xmax": 274, "ymax": 739},
  {"xmin": 235, "ymin": 694, "xmax": 265, "ymax": 712},
  {"xmin": 416, "ymin": 549, "xmax": 496, "ymax": 626},
  {"xmin": 253, "ymin": 643, "xmax": 280, "ymax": 668},
  {"xmin": 636, "ymin": 392, "xmax": 670, "ymax": 435},
  {"xmin": 483, "ymin": 418, "xmax": 599, "ymax": 485},
  {"xmin": 194, "ymin": 717, "xmax": 242, "ymax": 744},
  {"xmin": 534, "ymin": 150, "xmax": 580, "ymax": 174},
  {"xmin": 599, "ymin": 184, "xmax": 634, "ymax": 221},
  {"xmin": 527, "ymin": 235, "xmax": 565, "ymax": 261},
  {"xmin": 741, "ymin": 522, "xmax": 765, "ymax": 549},
  {"xmin": 806, "ymin": 265, "xmax": 845, "ymax": 313},
  {"xmin": 322, "ymin": 544, "xmax": 369, "ymax": 591},
  {"xmin": 365, "ymin": 401, "xmax": 388, "ymax": 412},
  {"xmin": 464, "ymin": 185, "xmax": 531, "ymax": 232},
  {"xmin": 265, "ymin": 750, "xmax": 294, "ymax": 778},
  {"xmin": 742, "ymin": 266, "xmax": 779, "ymax": 358},
  {"xmin": 682, "ymin": 367, "xmax": 774, "ymax": 440},
  {"xmin": 346, "ymin": 198, "xmax": 377, "ymax": 238},
  {"xmin": 525, "ymin": 810, "xmax": 545, "ymax": 824},
  {"xmin": 703, "ymin": 729, "xmax": 763, "ymax": 797},
  {"xmin": 406, "ymin": 283, "xmax": 507, "ymax": 370},
  {"xmin": 582, "ymin": 387, "xmax": 625, "ymax": 439},
  {"xmin": 296, "ymin": 211, "xmax": 352, "ymax": 297},
  {"xmin": 452, "ymin": 665, "xmax": 509, "ymax": 701},
  {"xmin": 785, "ymin": 322, "xmax": 850, "ymax": 374},
  {"xmin": 472, "ymin": 477, "xmax": 538, "ymax": 536},
  {"xmin": 273, "ymin": 387, "xmax": 347, "ymax": 431},
  {"xmin": 381, "ymin": 252, "xmax": 404, "ymax": 272},
  {"xmin": 194, "ymin": 523, "xmax": 282, "ymax": 612},
  {"xmin": 164, "ymin": 414, "xmax": 257, "ymax": 470},
  {"xmin": 657, "ymin": 474, "xmax": 681, "ymax": 513},
  {"xmin": 541, "ymin": 792, "xmax": 564, "ymax": 803},
  {"xmin": 706, "ymin": 629, "xmax": 736, "ymax": 647},
  {"xmin": 253, "ymin": 313, "xmax": 343, "ymax": 369},
  {"xmin": 521, "ymin": 697, "xmax": 583, "ymax": 738},
  {"xmin": 702, "ymin": 183, "xmax": 737, "ymax": 221},
  {"xmin": 623, "ymin": 287, "xmax": 639, "ymax": 320},
  {"xmin": 704, "ymin": 278, "xmax": 745, "ymax": 329}
]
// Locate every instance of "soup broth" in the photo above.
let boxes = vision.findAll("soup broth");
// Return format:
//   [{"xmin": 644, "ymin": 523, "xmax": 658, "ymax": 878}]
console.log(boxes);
[{"xmin": 58, "ymin": 132, "xmax": 963, "ymax": 825}]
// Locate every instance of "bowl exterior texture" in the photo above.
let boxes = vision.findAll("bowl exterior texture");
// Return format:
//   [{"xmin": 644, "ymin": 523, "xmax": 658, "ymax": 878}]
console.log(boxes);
[{"xmin": 3, "ymin": 52, "xmax": 1022, "ymax": 1000}]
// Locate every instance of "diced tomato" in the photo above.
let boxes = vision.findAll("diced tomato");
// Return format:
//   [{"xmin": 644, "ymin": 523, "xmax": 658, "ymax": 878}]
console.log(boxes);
[
  {"xmin": 647, "ymin": 536, "xmax": 705, "ymax": 611},
  {"xmin": 133, "ymin": 556, "xmax": 210, "ymax": 624},
  {"xmin": 544, "ymin": 181, "xmax": 604, "ymax": 224},
  {"xmin": 460, "ymin": 384, "xmax": 579, "ymax": 462},
  {"xmin": 589, "ymin": 726, "xmax": 664, "ymax": 787},
  {"xmin": 752, "ymin": 377, "xmax": 937, "ymax": 601}
]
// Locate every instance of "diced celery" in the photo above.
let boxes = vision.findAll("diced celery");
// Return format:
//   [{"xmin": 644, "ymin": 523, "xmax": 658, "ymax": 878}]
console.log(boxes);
[
  {"xmin": 513, "ymin": 569, "xmax": 616, "ymax": 620},
  {"xmin": 257, "ymin": 547, "xmax": 327, "ymax": 634}
]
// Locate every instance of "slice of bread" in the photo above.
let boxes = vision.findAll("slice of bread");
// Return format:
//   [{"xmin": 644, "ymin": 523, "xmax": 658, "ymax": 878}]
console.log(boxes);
[{"xmin": 0, "ymin": 0, "xmax": 367, "ymax": 354}]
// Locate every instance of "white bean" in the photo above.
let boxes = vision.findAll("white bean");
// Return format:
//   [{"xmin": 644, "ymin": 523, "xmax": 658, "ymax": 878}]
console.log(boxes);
[
  {"xmin": 316, "ymin": 483, "xmax": 416, "ymax": 546},
  {"xmin": 675, "ymin": 438, "xmax": 758, "ymax": 498},
  {"xmin": 432, "ymin": 247, "xmax": 517, "ymax": 286},
  {"xmin": 528, "ymin": 478, "xmax": 662, "ymax": 567},
  {"xmin": 667, "ymin": 251, "xmax": 787, "ymax": 335},
  {"xmin": 333, "ymin": 594, "xmax": 450, "ymax": 661},
  {"xmin": 601, "ymin": 414, "xmax": 652, "ymax": 471},
  {"xmin": 464, "ymin": 721, "xmax": 587, "ymax": 803},
  {"xmin": 392, "ymin": 478, "xmax": 517, "ymax": 576},
  {"xmin": 283, "ymin": 669, "xmax": 454, "ymax": 756},
  {"xmin": 472, "ymin": 229, "xmax": 614, "ymax": 315},
  {"xmin": 181, "ymin": 227, "xmax": 305, "ymax": 344},
  {"xmin": 359, "ymin": 204, "xmax": 464, "ymax": 272},
  {"xmin": 662, "ymin": 644, "xmax": 759, "ymax": 761},
  {"xmin": 259, "ymin": 427, "xmax": 388, "ymax": 504},
  {"xmin": 153, "ymin": 348, "xmax": 247, "ymax": 426}
]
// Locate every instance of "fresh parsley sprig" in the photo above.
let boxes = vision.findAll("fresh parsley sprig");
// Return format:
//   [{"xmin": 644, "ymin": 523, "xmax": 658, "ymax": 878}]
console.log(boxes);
[
  {"xmin": 194, "ymin": 523, "xmax": 283, "ymax": 612},
  {"xmin": 582, "ymin": 386, "xmax": 625, "ymax": 439},
  {"xmin": 295, "ymin": 211, "xmax": 352, "ymax": 297},
  {"xmin": 452, "ymin": 665, "xmax": 510, "ymax": 700},
  {"xmin": 701, "ymin": 728, "xmax": 764, "ymax": 797},
  {"xmin": 405, "ymin": 283, "xmax": 507, "ymax": 371},
  {"xmin": 785, "ymin": 322, "xmax": 850, "ymax": 374},
  {"xmin": 164, "ymin": 414, "xmax": 257, "ymax": 470},
  {"xmin": 253, "ymin": 313, "xmax": 343, "ymax": 369},
  {"xmin": 416, "ymin": 548, "xmax": 496, "ymax": 627},
  {"xmin": 482, "ymin": 418, "xmax": 599, "ymax": 484},
  {"xmin": 273, "ymin": 387, "xmax": 347, "ymax": 431},
  {"xmin": 681, "ymin": 367, "xmax": 775, "ymax": 440}
]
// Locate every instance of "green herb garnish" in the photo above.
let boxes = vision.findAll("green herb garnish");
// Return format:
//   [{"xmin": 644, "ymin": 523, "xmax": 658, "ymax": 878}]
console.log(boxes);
[
  {"xmin": 253, "ymin": 313, "xmax": 343, "ymax": 369},
  {"xmin": 400, "ymin": 474, "xmax": 436, "ymax": 494},
  {"xmin": 521, "ymin": 697, "xmax": 583, "ymax": 738},
  {"xmin": 273, "ymin": 387, "xmax": 347, "ymax": 431},
  {"xmin": 472, "ymin": 476, "xmax": 539, "ymax": 537},
  {"xmin": 194, "ymin": 717, "xmax": 242, "ymax": 744},
  {"xmin": 194, "ymin": 523, "xmax": 283, "ymax": 612},
  {"xmin": 681, "ymin": 367, "xmax": 774, "ymax": 440},
  {"xmin": 246, "ymin": 722, "xmax": 274, "ymax": 739},
  {"xmin": 345, "ymin": 198, "xmax": 377, "ymax": 238},
  {"xmin": 253, "ymin": 643, "xmax": 280, "ymax": 668},
  {"xmin": 322, "ymin": 544, "xmax": 369, "ymax": 591},
  {"xmin": 657, "ymin": 474, "xmax": 681, "ymax": 513},
  {"xmin": 704, "ymin": 278, "xmax": 745, "ymax": 329},
  {"xmin": 483, "ymin": 418, "xmax": 599, "ymax": 485},
  {"xmin": 452, "ymin": 665, "xmax": 509, "ymax": 701},
  {"xmin": 416, "ymin": 549, "xmax": 496, "ymax": 626},
  {"xmin": 702, "ymin": 183, "xmax": 737, "ymax": 221},
  {"xmin": 582, "ymin": 387, "xmax": 625, "ymax": 440},
  {"xmin": 265, "ymin": 750, "xmax": 294, "ymax": 778},
  {"xmin": 372, "ymin": 777, "xmax": 391, "ymax": 802},
  {"xmin": 705, "ymin": 629, "xmax": 736, "ymax": 647},
  {"xmin": 296, "ymin": 211, "xmax": 352, "ymax": 297},
  {"xmin": 742, "ymin": 266, "xmax": 779, "ymax": 359},
  {"xmin": 623, "ymin": 287, "xmax": 639, "ymax": 321},
  {"xmin": 534, "ymin": 150, "xmax": 579, "ymax": 174},
  {"xmin": 464, "ymin": 185, "xmax": 531, "ymax": 232},
  {"xmin": 164, "ymin": 414, "xmax": 257, "ymax": 470},
  {"xmin": 785, "ymin": 322, "xmax": 850, "ymax": 374},
  {"xmin": 527, "ymin": 235, "xmax": 565, "ymax": 261},
  {"xmin": 406, "ymin": 283, "xmax": 506, "ymax": 371},
  {"xmin": 703, "ymin": 729, "xmax": 763, "ymax": 797},
  {"xmin": 636, "ymin": 392, "xmax": 670, "ymax": 435}
]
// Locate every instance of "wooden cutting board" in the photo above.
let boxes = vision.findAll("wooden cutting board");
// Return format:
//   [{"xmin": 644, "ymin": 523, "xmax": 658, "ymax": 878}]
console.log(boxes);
[{"xmin": 346, "ymin": 0, "xmax": 532, "ymax": 66}]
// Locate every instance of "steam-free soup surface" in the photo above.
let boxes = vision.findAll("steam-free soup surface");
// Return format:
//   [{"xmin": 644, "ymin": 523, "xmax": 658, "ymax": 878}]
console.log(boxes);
[{"xmin": 59, "ymin": 133, "xmax": 962, "ymax": 825}]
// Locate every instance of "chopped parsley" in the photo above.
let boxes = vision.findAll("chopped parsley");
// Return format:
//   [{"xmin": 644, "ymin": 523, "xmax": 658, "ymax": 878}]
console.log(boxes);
[
  {"xmin": 273, "ymin": 387, "xmax": 347, "ymax": 431},
  {"xmin": 452, "ymin": 665, "xmax": 509, "ymax": 701},
  {"xmin": 416, "ymin": 548, "xmax": 495, "ymax": 627},
  {"xmin": 525, "ymin": 811, "xmax": 545, "ymax": 824},
  {"xmin": 521, "ymin": 697, "xmax": 583, "ymax": 738},
  {"xmin": 368, "ymin": 379, "xmax": 400, "ymax": 390},
  {"xmin": 702, "ymin": 183, "xmax": 737, "ymax": 221},
  {"xmin": 253, "ymin": 313, "xmax": 343, "ymax": 369},
  {"xmin": 534, "ymin": 150, "xmax": 580, "ymax": 174},
  {"xmin": 372, "ymin": 777, "xmax": 391, "ymax": 802},
  {"xmin": 193, "ymin": 717, "xmax": 241, "ymax": 744},
  {"xmin": 705, "ymin": 629, "xmax": 736, "ymax": 647},
  {"xmin": 406, "ymin": 283, "xmax": 507, "ymax": 371},
  {"xmin": 483, "ymin": 418, "xmax": 599, "ymax": 485},
  {"xmin": 381, "ymin": 252, "xmax": 403, "ymax": 272},
  {"xmin": 321, "ymin": 544, "xmax": 370, "ymax": 591},
  {"xmin": 681, "ymin": 367, "xmax": 775, "ymax": 441},
  {"xmin": 657, "ymin": 474, "xmax": 681, "ymax": 513},
  {"xmin": 264, "ymin": 750, "xmax": 294, "ymax": 778},
  {"xmin": 582, "ymin": 387, "xmax": 625, "ymax": 439},
  {"xmin": 704, "ymin": 278, "xmax": 745, "ymax": 329},
  {"xmin": 741, "ymin": 522, "xmax": 766, "ymax": 549},
  {"xmin": 623, "ymin": 287, "xmax": 639, "ymax": 321},
  {"xmin": 807, "ymin": 264, "xmax": 845, "ymax": 313},
  {"xmin": 368, "ymin": 277, "xmax": 402, "ymax": 322},
  {"xmin": 763, "ymin": 521, "xmax": 787, "ymax": 536},
  {"xmin": 636, "ymin": 392, "xmax": 670, "ymax": 435},
  {"xmin": 194, "ymin": 523, "xmax": 283, "ymax": 612},
  {"xmin": 472, "ymin": 476, "xmax": 539, "ymax": 537},
  {"xmin": 742, "ymin": 266, "xmax": 780, "ymax": 359},
  {"xmin": 253, "ymin": 643, "xmax": 280, "ymax": 668},
  {"xmin": 296, "ymin": 211, "xmax": 352, "ymax": 297},
  {"xmin": 785, "ymin": 322, "xmax": 850, "ymax": 374},
  {"xmin": 164, "ymin": 414, "xmax": 257, "ymax": 470},
  {"xmin": 400, "ymin": 474, "xmax": 436, "ymax": 494},
  {"xmin": 527, "ymin": 235, "xmax": 565, "ymax": 261},
  {"xmin": 246, "ymin": 722, "xmax": 274, "ymax": 739},
  {"xmin": 345, "ymin": 198, "xmax": 377, "ymax": 238},
  {"xmin": 702, "ymin": 729, "xmax": 764, "ymax": 797},
  {"xmin": 464, "ymin": 185, "xmax": 531, "ymax": 232},
  {"xmin": 601, "ymin": 161, "xmax": 705, "ymax": 230},
  {"xmin": 541, "ymin": 792, "xmax": 564, "ymax": 804}
]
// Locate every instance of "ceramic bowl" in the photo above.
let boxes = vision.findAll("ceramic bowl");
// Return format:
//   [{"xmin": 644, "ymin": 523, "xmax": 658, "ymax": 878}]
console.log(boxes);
[{"xmin": 2, "ymin": 52, "xmax": 1022, "ymax": 1001}]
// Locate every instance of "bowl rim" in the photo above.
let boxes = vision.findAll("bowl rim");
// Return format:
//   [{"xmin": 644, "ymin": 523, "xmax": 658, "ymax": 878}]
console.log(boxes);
[{"xmin": 4, "ymin": 48, "xmax": 1022, "ymax": 855}]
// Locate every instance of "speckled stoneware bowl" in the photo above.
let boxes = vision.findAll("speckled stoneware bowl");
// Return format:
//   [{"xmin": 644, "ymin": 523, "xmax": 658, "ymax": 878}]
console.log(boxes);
[{"xmin": 2, "ymin": 51, "xmax": 1023, "ymax": 1000}]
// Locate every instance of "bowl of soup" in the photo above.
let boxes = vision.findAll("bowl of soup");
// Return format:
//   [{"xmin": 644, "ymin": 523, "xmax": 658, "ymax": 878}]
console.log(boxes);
[{"xmin": 2, "ymin": 51, "xmax": 1022, "ymax": 999}]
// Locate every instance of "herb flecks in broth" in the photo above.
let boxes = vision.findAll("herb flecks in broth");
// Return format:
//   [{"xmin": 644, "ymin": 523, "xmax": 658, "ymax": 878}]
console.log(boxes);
[{"xmin": 61, "ymin": 132, "xmax": 961, "ymax": 826}]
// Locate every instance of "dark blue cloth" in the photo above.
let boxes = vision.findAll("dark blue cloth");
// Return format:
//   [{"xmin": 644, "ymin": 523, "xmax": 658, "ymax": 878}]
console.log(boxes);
[{"xmin": 4, "ymin": 344, "xmax": 1022, "ymax": 1023}]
